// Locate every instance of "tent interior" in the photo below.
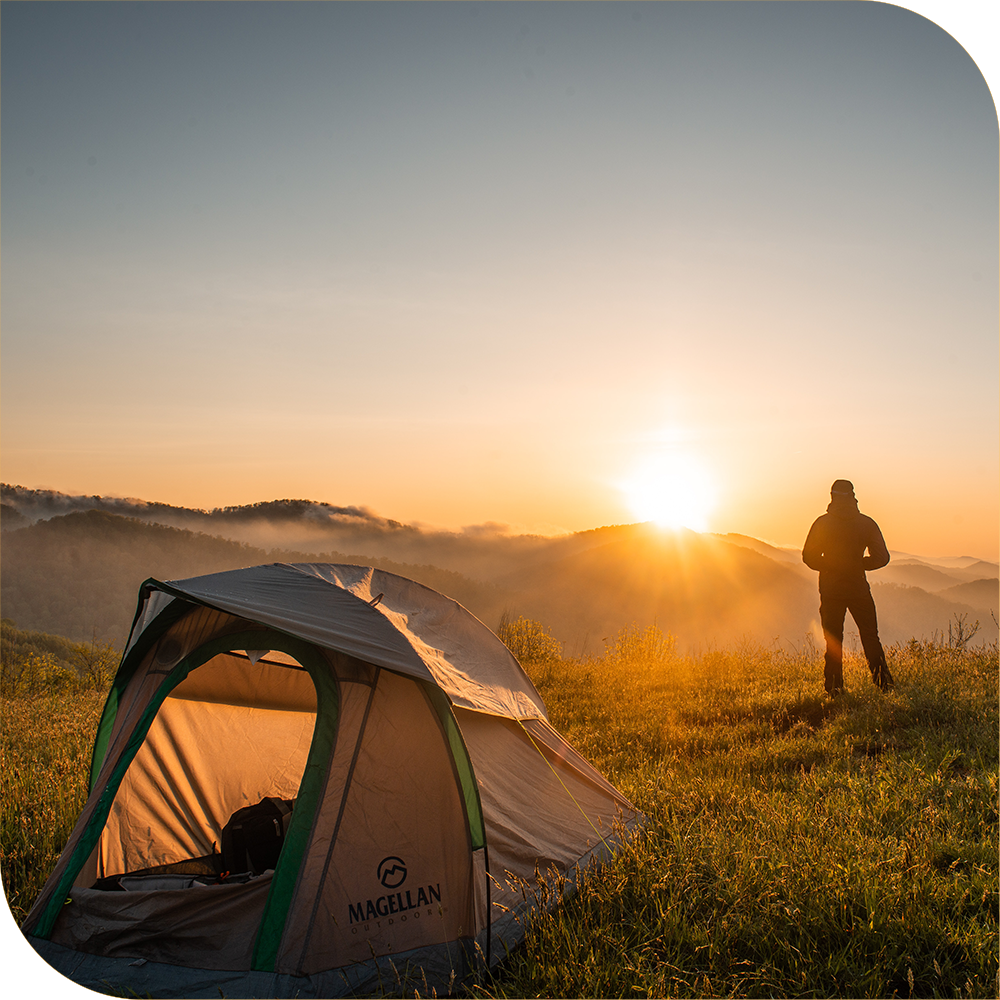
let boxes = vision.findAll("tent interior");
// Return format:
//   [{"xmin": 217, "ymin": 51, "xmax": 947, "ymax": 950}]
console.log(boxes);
[{"xmin": 97, "ymin": 647, "xmax": 318, "ymax": 879}]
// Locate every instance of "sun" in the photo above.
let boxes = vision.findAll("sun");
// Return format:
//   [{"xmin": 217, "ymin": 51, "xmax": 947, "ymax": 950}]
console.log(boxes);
[{"xmin": 619, "ymin": 453, "xmax": 717, "ymax": 532}]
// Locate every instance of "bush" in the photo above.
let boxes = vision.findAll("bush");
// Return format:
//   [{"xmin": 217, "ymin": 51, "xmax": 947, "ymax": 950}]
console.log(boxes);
[
  {"xmin": 497, "ymin": 611, "xmax": 563, "ymax": 664},
  {"xmin": 604, "ymin": 622, "xmax": 677, "ymax": 668},
  {"xmin": 0, "ymin": 619, "xmax": 117, "ymax": 697}
]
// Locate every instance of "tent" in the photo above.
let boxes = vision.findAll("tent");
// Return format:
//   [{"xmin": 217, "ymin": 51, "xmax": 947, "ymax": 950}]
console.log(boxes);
[{"xmin": 24, "ymin": 563, "xmax": 640, "ymax": 997}]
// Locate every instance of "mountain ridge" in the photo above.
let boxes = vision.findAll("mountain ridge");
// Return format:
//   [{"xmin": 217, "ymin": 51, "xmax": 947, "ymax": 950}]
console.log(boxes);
[
  {"xmin": 4, "ymin": 484, "xmax": 996, "ymax": 571},
  {"xmin": 2, "ymin": 486, "xmax": 996, "ymax": 654}
]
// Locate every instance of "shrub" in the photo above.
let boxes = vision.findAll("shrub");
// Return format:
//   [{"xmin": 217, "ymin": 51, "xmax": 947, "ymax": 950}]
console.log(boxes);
[
  {"xmin": 497, "ymin": 611, "xmax": 563, "ymax": 664},
  {"xmin": 0, "ymin": 619, "xmax": 117, "ymax": 696},
  {"xmin": 604, "ymin": 622, "xmax": 676, "ymax": 668}
]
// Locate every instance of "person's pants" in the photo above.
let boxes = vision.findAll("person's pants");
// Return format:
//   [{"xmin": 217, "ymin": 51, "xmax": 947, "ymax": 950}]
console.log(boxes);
[{"xmin": 819, "ymin": 585, "xmax": 894, "ymax": 693}]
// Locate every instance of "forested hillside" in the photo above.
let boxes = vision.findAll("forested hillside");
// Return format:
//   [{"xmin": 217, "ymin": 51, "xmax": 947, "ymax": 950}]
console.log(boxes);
[
  {"xmin": 2, "ymin": 492, "xmax": 996, "ymax": 653},
  {"xmin": 0, "ymin": 511, "xmax": 510, "ymax": 645}
]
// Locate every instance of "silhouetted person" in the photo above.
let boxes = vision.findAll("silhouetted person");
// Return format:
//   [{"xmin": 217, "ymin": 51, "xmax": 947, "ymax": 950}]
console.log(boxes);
[{"xmin": 802, "ymin": 480, "xmax": 894, "ymax": 694}]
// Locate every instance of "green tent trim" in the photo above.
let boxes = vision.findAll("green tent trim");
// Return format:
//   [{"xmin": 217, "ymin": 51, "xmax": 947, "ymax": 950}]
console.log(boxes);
[{"xmin": 31, "ymin": 629, "xmax": 338, "ymax": 947}]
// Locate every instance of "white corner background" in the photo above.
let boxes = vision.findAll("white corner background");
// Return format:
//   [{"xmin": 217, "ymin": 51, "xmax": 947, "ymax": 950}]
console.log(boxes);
[{"xmin": 909, "ymin": 0, "xmax": 998, "ymax": 108}]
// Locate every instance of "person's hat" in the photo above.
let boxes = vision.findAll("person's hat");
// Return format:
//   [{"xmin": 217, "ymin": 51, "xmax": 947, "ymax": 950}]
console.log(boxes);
[{"xmin": 830, "ymin": 479, "xmax": 855, "ymax": 497}]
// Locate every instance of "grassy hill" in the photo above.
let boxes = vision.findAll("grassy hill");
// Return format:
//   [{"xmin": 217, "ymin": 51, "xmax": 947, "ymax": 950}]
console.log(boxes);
[
  {"xmin": 488, "ymin": 633, "xmax": 999, "ymax": 998},
  {"xmin": 3, "ymin": 623, "xmax": 996, "ymax": 997}
]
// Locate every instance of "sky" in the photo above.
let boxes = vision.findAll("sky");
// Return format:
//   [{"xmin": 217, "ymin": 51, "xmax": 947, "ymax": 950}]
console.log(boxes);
[{"xmin": 2, "ymin": 0, "xmax": 997, "ymax": 561}]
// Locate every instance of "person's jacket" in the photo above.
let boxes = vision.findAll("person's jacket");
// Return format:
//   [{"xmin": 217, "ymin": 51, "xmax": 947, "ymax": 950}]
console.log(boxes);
[{"xmin": 802, "ymin": 498, "xmax": 889, "ymax": 593}]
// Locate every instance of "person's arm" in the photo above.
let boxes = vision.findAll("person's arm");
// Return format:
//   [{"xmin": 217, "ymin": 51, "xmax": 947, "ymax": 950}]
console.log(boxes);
[
  {"xmin": 862, "ymin": 518, "xmax": 890, "ymax": 570},
  {"xmin": 802, "ymin": 519, "xmax": 825, "ymax": 571}
]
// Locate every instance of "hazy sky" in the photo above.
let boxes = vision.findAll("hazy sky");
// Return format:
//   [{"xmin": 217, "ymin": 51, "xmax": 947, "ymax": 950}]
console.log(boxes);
[{"xmin": 2, "ymin": 1, "xmax": 997, "ymax": 559}]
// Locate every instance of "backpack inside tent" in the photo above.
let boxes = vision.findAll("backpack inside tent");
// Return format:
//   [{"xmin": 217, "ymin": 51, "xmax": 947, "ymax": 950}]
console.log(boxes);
[{"xmin": 23, "ymin": 563, "xmax": 641, "ymax": 998}]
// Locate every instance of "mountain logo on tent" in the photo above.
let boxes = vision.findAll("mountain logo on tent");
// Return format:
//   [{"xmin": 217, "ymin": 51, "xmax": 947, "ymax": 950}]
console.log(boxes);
[{"xmin": 377, "ymin": 856, "xmax": 407, "ymax": 889}]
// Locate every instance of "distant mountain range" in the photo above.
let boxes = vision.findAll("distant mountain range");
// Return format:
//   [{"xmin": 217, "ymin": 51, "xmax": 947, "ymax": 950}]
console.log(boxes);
[{"xmin": 2, "ymin": 485, "xmax": 996, "ymax": 654}]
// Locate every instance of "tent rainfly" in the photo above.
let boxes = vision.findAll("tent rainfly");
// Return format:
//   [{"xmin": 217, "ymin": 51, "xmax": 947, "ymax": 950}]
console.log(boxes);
[{"xmin": 23, "ymin": 563, "xmax": 641, "ymax": 997}]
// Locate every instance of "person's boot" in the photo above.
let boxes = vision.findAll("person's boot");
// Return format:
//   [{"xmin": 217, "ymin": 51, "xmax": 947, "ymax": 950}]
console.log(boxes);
[
  {"xmin": 824, "ymin": 655, "xmax": 844, "ymax": 695},
  {"xmin": 871, "ymin": 657, "xmax": 894, "ymax": 692}
]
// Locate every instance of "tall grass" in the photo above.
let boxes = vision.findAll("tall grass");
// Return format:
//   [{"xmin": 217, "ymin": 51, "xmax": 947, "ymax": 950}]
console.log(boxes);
[
  {"xmin": 1, "ymin": 619, "xmax": 114, "ymax": 923},
  {"xmin": 472, "ymin": 629, "xmax": 998, "ymax": 999},
  {"xmin": 2, "ymin": 624, "xmax": 996, "ymax": 997},
  {"xmin": 1, "ymin": 689, "xmax": 106, "ymax": 924}
]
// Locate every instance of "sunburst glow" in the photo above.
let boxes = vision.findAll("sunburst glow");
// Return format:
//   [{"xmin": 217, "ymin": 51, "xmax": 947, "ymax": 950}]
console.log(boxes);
[{"xmin": 619, "ymin": 453, "xmax": 717, "ymax": 532}]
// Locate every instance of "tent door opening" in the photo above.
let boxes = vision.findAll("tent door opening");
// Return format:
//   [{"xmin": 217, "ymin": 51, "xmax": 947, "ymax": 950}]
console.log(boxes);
[{"xmin": 95, "ymin": 643, "xmax": 322, "ymax": 883}]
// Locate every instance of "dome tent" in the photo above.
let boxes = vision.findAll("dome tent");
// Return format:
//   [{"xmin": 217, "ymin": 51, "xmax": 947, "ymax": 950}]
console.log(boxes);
[{"xmin": 24, "ymin": 563, "xmax": 640, "ymax": 997}]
